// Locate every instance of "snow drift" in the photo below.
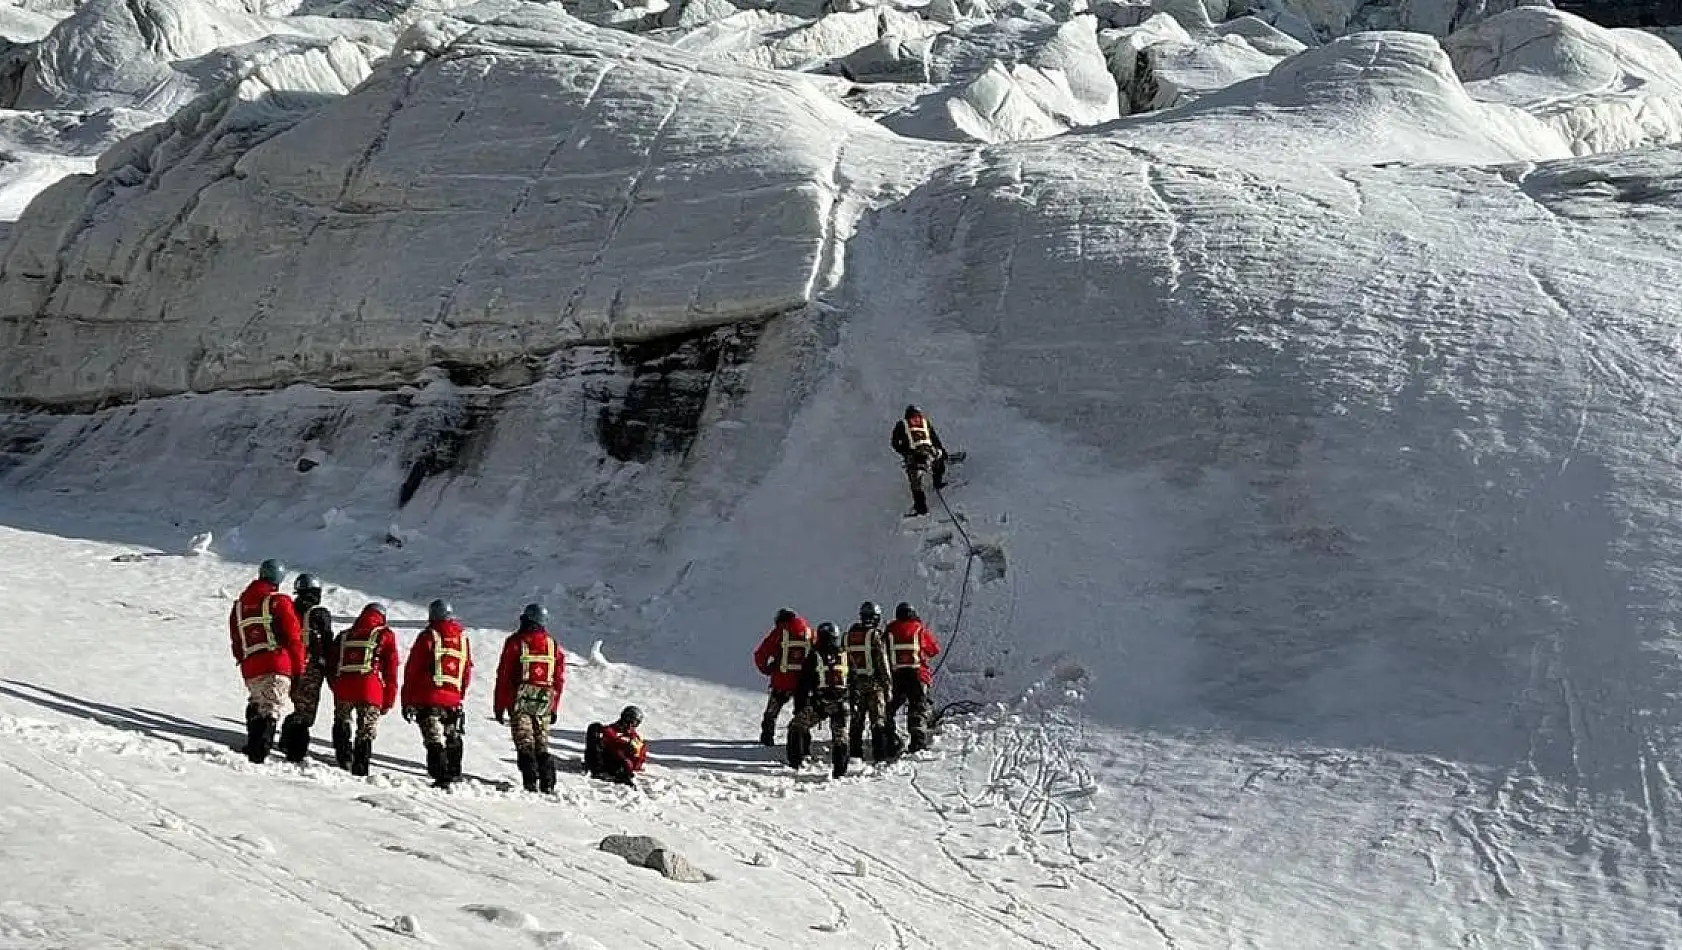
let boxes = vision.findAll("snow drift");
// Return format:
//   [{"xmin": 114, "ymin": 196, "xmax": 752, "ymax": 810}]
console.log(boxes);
[{"xmin": 1446, "ymin": 6, "xmax": 1682, "ymax": 154}]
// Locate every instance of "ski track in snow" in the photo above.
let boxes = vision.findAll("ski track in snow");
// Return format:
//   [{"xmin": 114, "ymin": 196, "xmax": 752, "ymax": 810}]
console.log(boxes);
[{"xmin": 0, "ymin": 742, "xmax": 386, "ymax": 949}]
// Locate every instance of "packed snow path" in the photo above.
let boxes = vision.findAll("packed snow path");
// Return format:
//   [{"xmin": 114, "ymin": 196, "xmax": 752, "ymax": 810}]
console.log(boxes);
[{"xmin": 3, "ymin": 495, "xmax": 1678, "ymax": 948}]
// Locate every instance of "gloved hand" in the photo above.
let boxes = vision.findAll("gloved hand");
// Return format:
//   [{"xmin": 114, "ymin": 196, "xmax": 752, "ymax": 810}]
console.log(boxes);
[
  {"xmin": 549, "ymin": 711, "xmax": 558, "ymax": 725},
  {"xmin": 495, "ymin": 710, "xmax": 506, "ymax": 725},
  {"xmin": 401, "ymin": 707, "xmax": 416, "ymax": 723}
]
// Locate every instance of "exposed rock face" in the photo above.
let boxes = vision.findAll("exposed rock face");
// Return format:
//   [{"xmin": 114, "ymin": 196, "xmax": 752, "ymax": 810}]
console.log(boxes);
[
  {"xmin": 0, "ymin": 4, "xmax": 915, "ymax": 407},
  {"xmin": 1556, "ymin": 0, "xmax": 1682, "ymax": 26}
]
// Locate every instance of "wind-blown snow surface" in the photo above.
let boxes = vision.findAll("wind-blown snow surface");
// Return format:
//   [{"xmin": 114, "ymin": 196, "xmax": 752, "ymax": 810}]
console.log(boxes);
[{"xmin": 5, "ymin": 1, "xmax": 1682, "ymax": 948}]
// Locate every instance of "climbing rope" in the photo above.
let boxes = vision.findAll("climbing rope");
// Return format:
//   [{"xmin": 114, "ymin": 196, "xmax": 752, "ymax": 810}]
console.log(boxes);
[{"xmin": 928, "ymin": 471, "xmax": 983, "ymax": 728}]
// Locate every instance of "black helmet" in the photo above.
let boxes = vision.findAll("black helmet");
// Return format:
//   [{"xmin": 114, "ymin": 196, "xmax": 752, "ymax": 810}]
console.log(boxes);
[
  {"xmin": 817, "ymin": 621, "xmax": 840, "ymax": 647},
  {"xmin": 364, "ymin": 602, "xmax": 387, "ymax": 618},
  {"xmin": 258, "ymin": 558, "xmax": 285, "ymax": 584},
  {"xmin": 859, "ymin": 601, "xmax": 882, "ymax": 624},
  {"xmin": 904, "ymin": 404, "xmax": 920, "ymax": 418},
  {"xmin": 619, "ymin": 705, "xmax": 643, "ymax": 727},
  {"xmin": 775, "ymin": 607, "xmax": 798, "ymax": 625},
  {"xmin": 428, "ymin": 599, "xmax": 453, "ymax": 623},
  {"xmin": 895, "ymin": 602, "xmax": 916, "ymax": 621},
  {"xmin": 293, "ymin": 573, "xmax": 321, "ymax": 595},
  {"xmin": 521, "ymin": 603, "xmax": 548, "ymax": 628}
]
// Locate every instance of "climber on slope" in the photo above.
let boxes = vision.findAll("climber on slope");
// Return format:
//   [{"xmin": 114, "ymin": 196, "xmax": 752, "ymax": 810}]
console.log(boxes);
[{"xmin": 892, "ymin": 405, "xmax": 948, "ymax": 517}]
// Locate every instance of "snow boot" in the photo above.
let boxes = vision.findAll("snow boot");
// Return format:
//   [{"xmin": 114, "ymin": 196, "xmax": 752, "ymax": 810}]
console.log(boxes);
[
  {"xmin": 848, "ymin": 717, "xmax": 865, "ymax": 760},
  {"xmin": 332, "ymin": 721, "xmax": 354, "ymax": 770},
  {"xmin": 350, "ymin": 738, "xmax": 373, "ymax": 777},
  {"xmin": 426, "ymin": 745, "xmax": 449, "ymax": 787},
  {"xmin": 517, "ymin": 751, "xmax": 539, "ymax": 792},
  {"xmin": 247, "ymin": 716, "xmax": 276, "ymax": 764},
  {"xmin": 908, "ymin": 732, "xmax": 928, "ymax": 755},
  {"xmin": 786, "ymin": 729, "xmax": 809, "ymax": 769},
  {"xmin": 446, "ymin": 740, "xmax": 464, "ymax": 783},
  {"xmin": 584, "ymin": 723, "xmax": 604, "ymax": 774},
  {"xmin": 279, "ymin": 717, "xmax": 310, "ymax": 764},
  {"xmin": 831, "ymin": 742, "xmax": 849, "ymax": 779},
  {"xmin": 759, "ymin": 717, "xmax": 777, "ymax": 747},
  {"xmin": 538, "ymin": 754, "xmax": 557, "ymax": 794},
  {"xmin": 882, "ymin": 727, "xmax": 904, "ymax": 761},
  {"xmin": 870, "ymin": 726, "xmax": 890, "ymax": 763}
]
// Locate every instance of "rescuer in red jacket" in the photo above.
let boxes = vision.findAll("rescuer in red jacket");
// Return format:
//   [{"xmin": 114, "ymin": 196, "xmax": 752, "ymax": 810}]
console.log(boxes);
[
  {"xmin": 495, "ymin": 604, "xmax": 566, "ymax": 794},
  {"xmin": 328, "ymin": 603, "xmax": 401, "ymax": 777},
  {"xmin": 228, "ymin": 558, "xmax": 304, "ymax": 764},
  {"xmin": 584, "ymin": 705, "xmax": 648, "ymax": 787},
  {"xmin": 753, "ymin": 608, "xmax": 813, "ymax": 746},
  {"xmin": 882, "ymin": 601, "xmax": 941, "ymax": 757},
  {"xmin": 402, "ymin": 599, "xmax": 473, "ymax": 789}
]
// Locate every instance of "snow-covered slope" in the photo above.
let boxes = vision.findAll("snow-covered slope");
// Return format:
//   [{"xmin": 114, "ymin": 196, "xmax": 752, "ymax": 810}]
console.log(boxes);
[
  {"xmin": 11, "ymin": 0, "xmax": 393, "ymax": 114},
  {"xmin": 5, "ymin": 0, "xmax": 1682, "ymax": 947},
  {"xmin": 1446, "ymin": 6, "xmax": 1682, "ymax": 154}
]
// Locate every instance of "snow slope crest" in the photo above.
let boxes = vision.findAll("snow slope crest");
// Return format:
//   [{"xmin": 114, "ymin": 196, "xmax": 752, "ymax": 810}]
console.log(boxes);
[
  {"xmin": 1139, "ymin": 28, "xmax": 1569, "ymax": 163},
  {"xmin": 1445, "ymin": 6, "xmax": 1682, "ymax": 154}
]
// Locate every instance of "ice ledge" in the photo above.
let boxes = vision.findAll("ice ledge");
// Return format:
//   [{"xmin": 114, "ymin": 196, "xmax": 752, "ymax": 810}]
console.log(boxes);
[{"xmin": 0, "ymin": 5, "xmax": 913, "ymax": 406}]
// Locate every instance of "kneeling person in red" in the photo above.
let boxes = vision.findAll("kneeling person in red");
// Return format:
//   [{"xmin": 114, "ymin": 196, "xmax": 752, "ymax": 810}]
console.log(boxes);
[{"xmin": 584, "ymin": 706, "xmax": 647, "ymax": 786}]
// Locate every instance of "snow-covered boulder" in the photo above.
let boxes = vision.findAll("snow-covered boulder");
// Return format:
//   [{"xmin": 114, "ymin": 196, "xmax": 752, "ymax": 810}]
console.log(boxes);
[
  {"xmin": 1104, "ymin": 11, "xmax": 1294, "ymax": 114},
  {"xmin": 884, "ymin": 15, "xmax": 1119, "ymax": 141},
  {"xmin": 1134, "ymin": 29, "xmax": 1569, "ymax": 164},
  {"xmin": 665, "ymin": 8, "xmax": 942, "ymax": 71},
  {"xmin": 1446, "ymin": 8, "xmax": 1682, "ymax": 155},
  {"xmin": 0, "ymin": 5, "xmax": 918, "ymax": 405},
  {"xmin": 11, "ymin": 0, "xmax": 392, "ymax": 114}
]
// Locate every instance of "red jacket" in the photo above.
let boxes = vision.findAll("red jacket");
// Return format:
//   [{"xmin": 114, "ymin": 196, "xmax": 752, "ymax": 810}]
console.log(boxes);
[
  {"xmin": 402, "ymin": 619, "xmax": 473, "ymax": 709},
  {"xmin": 753, "ymin": 617, "xmax": 813, "ymax": 693},
  {"xmin": 600, "ymin": 723, "xmax": 647, "ymax": 773},
  {"xmin": 884, "ymin": 618, "xmax": 941, "ymax": 685},
  {"xmin": 494, "ymin": 627, "xmax": 566, "ymax": 717},
  {"xmin": 329, "ymin": 606, "xmax": 401, "ymax": 710},
  {"xmin": 229, "ymin": 580, "xmax": 304, "ymax": 680}
]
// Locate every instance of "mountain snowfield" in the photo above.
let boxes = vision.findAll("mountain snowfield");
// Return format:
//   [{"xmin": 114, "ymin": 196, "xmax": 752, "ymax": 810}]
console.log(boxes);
[{"xmin": 3, "ymin": 0, "xmax": 1682, "ymax": 944}]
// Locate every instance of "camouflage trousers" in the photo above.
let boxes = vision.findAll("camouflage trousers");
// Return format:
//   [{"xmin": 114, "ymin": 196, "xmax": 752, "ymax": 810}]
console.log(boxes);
[
  {"xmin": 760, "ymin": 689, "xmax": 808, "ymax": 743},
  {"xmin": 415, "ymin": 706, "xmax": 464, "ymax": 750},
  {"xmin": 245, "ymin": 674, "xmax": 292, "ymax": 719},
  {"xmin": 847, "ymin": 678, "xmax": 889, "ymax": 753},
  {"xmin": 287, "ymin": 664, "xmax": 327, "ymax": 728},
  {"xmin": 509, "ymin": 710, "xmax": 551, "ymax": 757},
  {"xmin": 790, "ymin": 697, "xmax": 849, "ymax": 749},
  {"xmin": 333, "ymin": 701, "xmax": 383, "ymax": 744}
]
